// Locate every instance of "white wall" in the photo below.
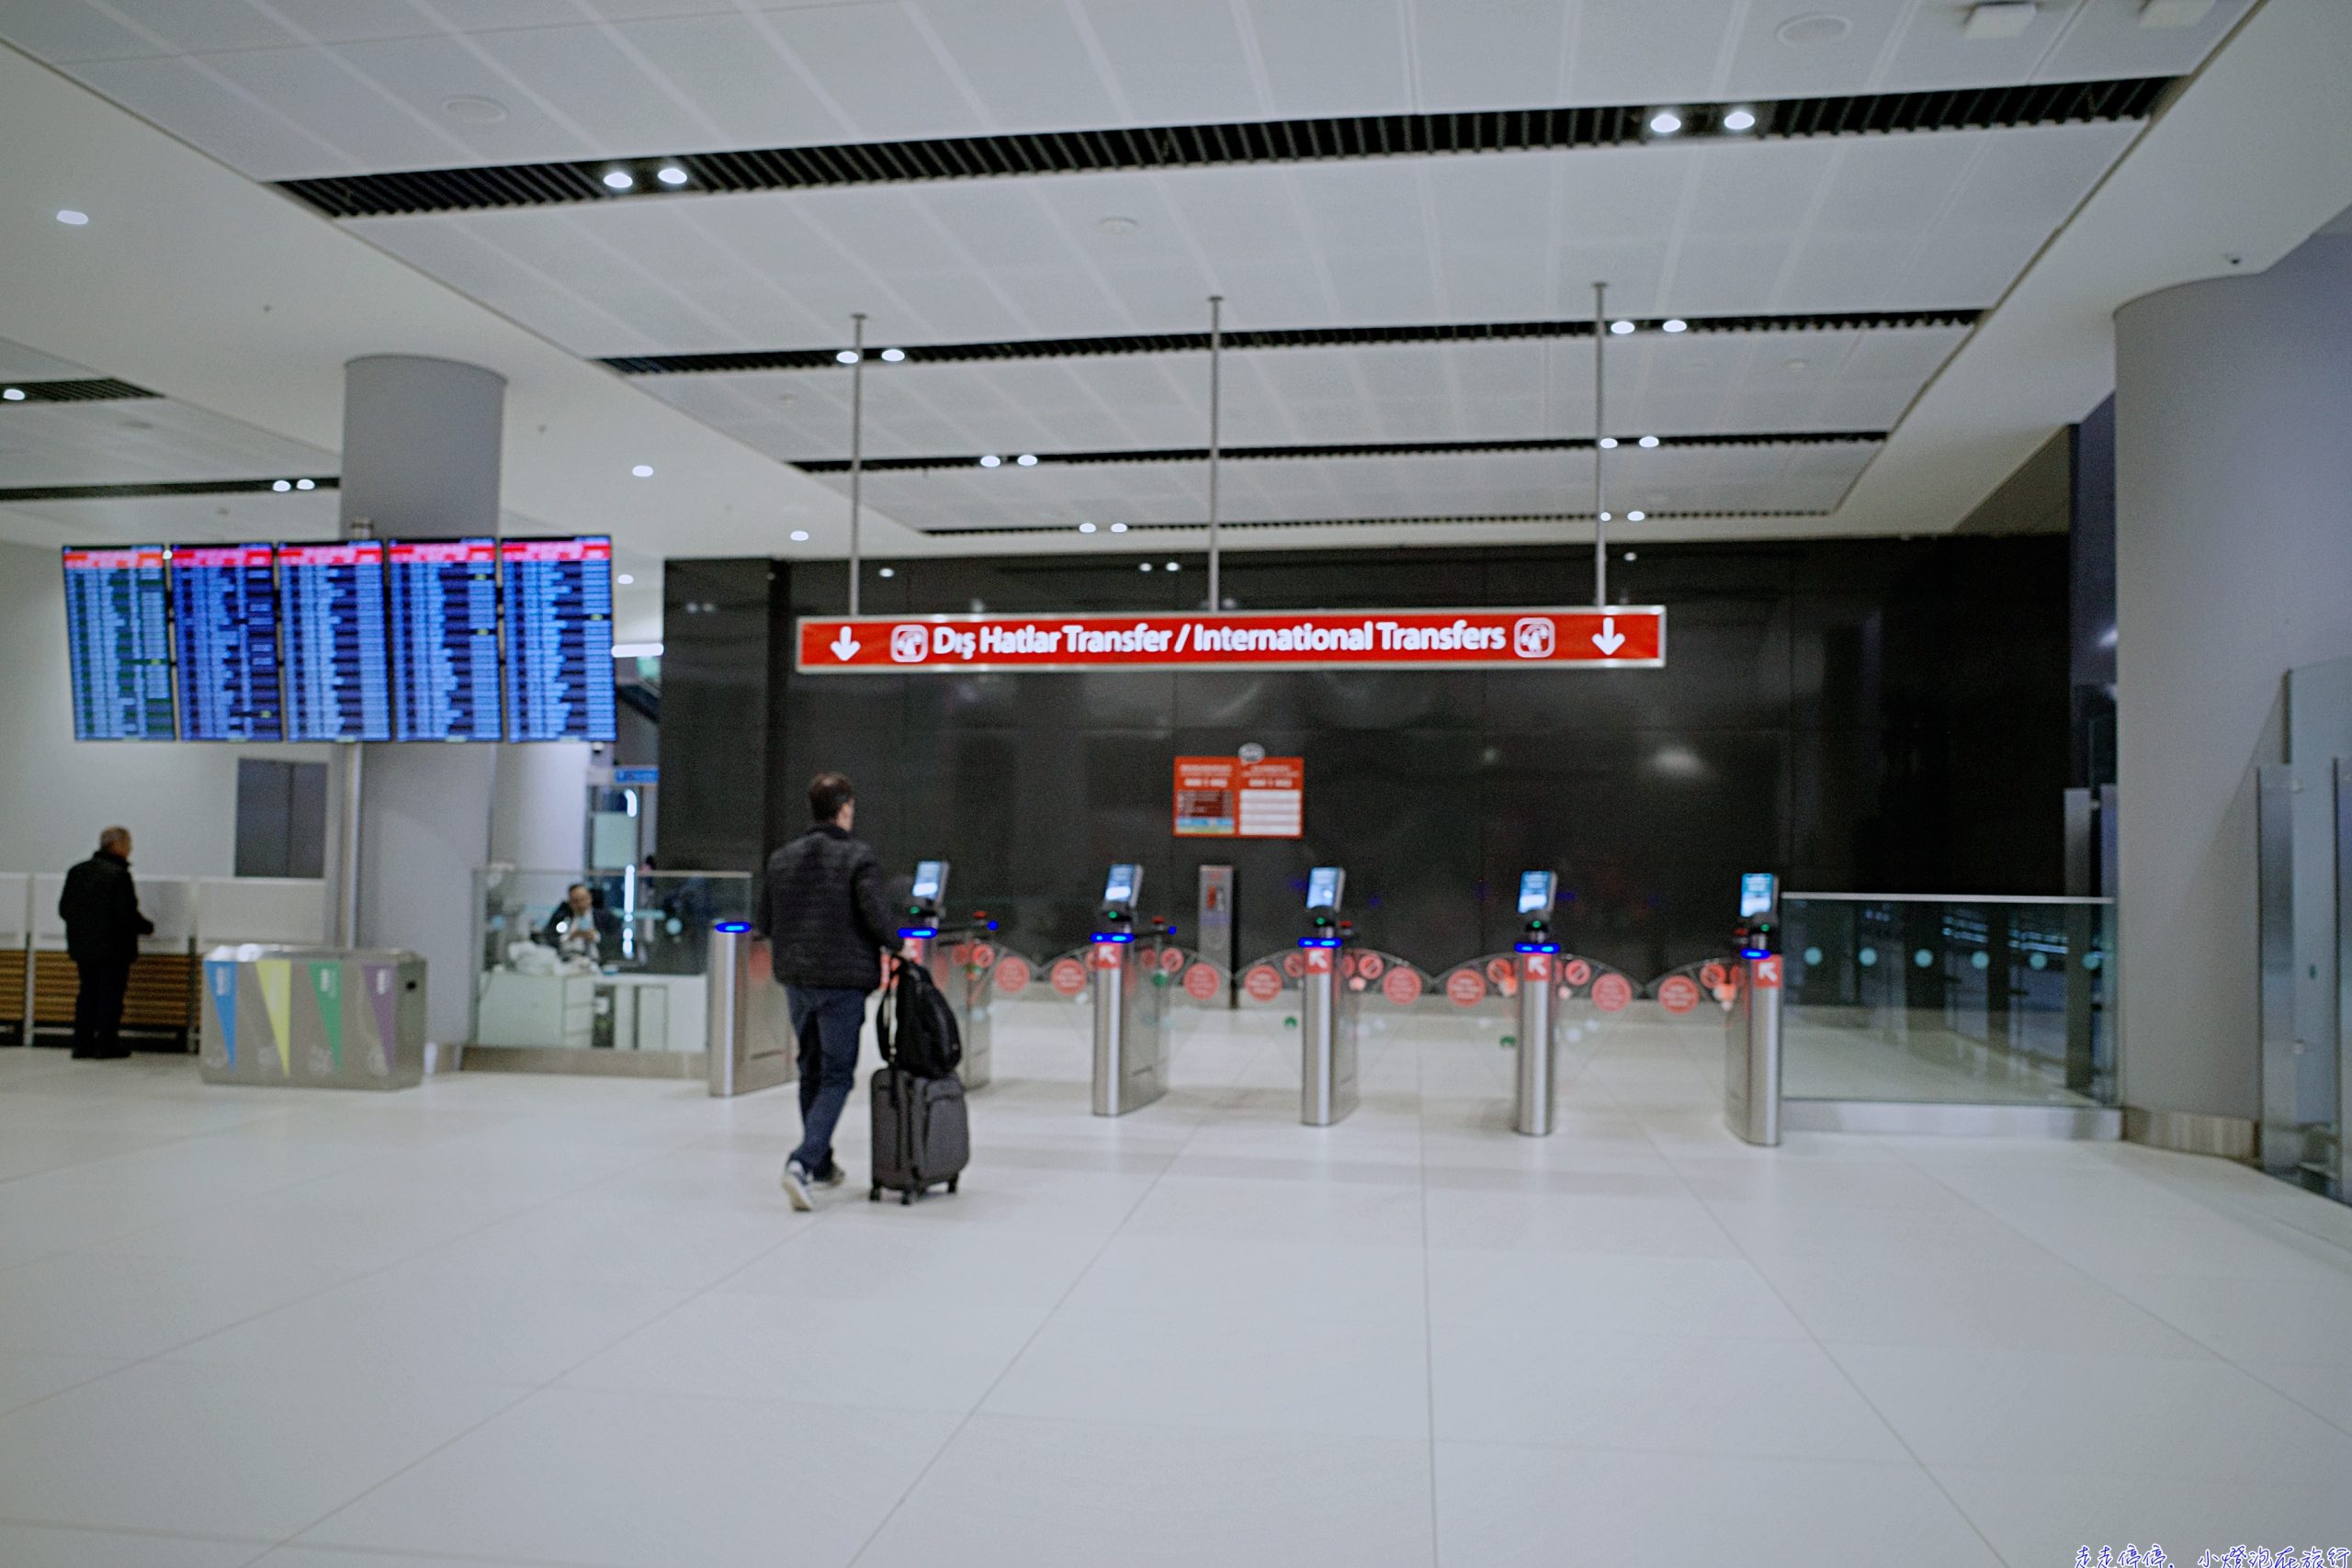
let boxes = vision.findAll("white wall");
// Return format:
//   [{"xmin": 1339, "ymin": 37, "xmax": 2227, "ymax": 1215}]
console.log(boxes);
[
  {"xmin": 0, "ymin": 536, "xmax": 330, "ymax": 878},
  {"xmin": 2114, "ymin": 233, "xmax": 2352, "ymax": 1122}
]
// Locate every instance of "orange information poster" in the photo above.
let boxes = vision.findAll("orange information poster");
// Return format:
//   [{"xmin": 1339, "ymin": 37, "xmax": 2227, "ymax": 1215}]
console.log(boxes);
[{"xmin": 1172, "ymin": 756, "xmax": 1303, "ymax": 839}]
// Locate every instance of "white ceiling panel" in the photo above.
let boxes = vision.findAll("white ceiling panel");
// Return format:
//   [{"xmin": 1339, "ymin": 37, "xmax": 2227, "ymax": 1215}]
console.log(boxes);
[
  {"xmin": 627, "ymin": 327, "xmax": 1963, "ymax": 461},
  {"xmin": 0, "ymin": 339, "xmax": 99, "ymax": 382},
  {"xmin": 1078, "ymin": 0, "xmax": 1267, "ymax": 125},
  {"xmin": 346, "ymin": 130, "xmax": 2115, "ymax": 359},
  {"xmin": 1240, "ymin": 0, "xmax": 1413, "ymax": 119},
  {"xmin": 0, "ymin": 400, "xmax": 334, "ymax": 489}
]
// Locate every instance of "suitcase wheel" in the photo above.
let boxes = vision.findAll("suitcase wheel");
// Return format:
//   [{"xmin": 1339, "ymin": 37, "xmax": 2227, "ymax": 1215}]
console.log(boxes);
[
  {"xmin": 899, "ymin": 1190, "xmax": 913, "ymax": 1205},
  {"xmin": 947, "ymin": 1176, "xmax": 958, "ymax": 1194},
  {"xmin": 868, "ymin": 1187, "xmax": 881, "ymax": 1202}
]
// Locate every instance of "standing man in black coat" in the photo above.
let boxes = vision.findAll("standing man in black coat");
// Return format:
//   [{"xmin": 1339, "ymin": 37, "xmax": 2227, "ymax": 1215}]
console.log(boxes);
[
  {"xmin": 756, "ymin": 773, "xmax": 901, "ymax": 1210},
  {"xmin": 59, "ymin": 826, "xmax": 153, "ymax": 1060}
]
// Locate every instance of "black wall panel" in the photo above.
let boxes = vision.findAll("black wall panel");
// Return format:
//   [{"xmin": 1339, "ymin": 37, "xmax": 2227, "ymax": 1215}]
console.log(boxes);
[{"xmin": 673, "ymin": 537, "xmax": 2067, "ymax": 979}]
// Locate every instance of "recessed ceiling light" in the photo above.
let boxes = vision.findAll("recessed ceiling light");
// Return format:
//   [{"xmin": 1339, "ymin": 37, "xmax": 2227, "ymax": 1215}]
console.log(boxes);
[
  {"xmin": 295, "ymin": 479, "xmax": 315, "ymax": 491},
  {"xmin": 1647, "ymin": 110, "xmax": 1682, "ymax": 136},
  {"xmin": 1078, "ymin": 522, "xmax": 1097, "ymax": 533},
  {"xmin": 1015, "ymin": 453, "xmax": 1037, "ymax": 467},
  {"xmin": 1598, "ymin": 510, "xmax": 1612, "ymax": 522},
  {"xmin": 1962, "ymin": 2, "xmax": 2037, "ymax": 40},
  {"xmin": 1598, "ymin": 436, "xmax": 1619, "ymax": 449},
  {"xmin": 978, "ymin": 454, "xmax": 1001, "ymax": 468},
  {"xmin": 56, "ymin": 209, "xmax": 89, "ymax": 226},
  {"xmin": 442, "ymin": 95, "xmax": 508, "ymax": 125},
  {"xmin": 1776, "ymin": 13, "xmax": 1851, "ymax": 45},
  {"xmin": 655, "ymin": 164, "xmax": 688, "ymax": 186},
  {"xmin": 1627, "ymin": 510, "xmax": 1646, "ymax": 522},
  {"xmin": 1165, "ymin": 561, "xmax": 1181, "ymax": 572},
  {"xmin": 1609, "ymin": 319, "xmax": 1635, "ymax": 334},
  {"xmin": 616, "ymin": 573, "xmax": 634, "ymax": 585},
  {"xmin": 631, "ymin": 464, "xmax": 654, "ymax": 478},
  {"xmin": 1623, "ymin": 550, "xmax": 1638, "ymax": 561},
  {"xmin": 0, "ymin": 388, "xmax": 23, "ymax": 400},
  {"xmin": 271, "ymin": 479, "xmax": 291, "ymax": 492},
  {"xmin": 878, "ymin": 347, "xmax": 905, "ymax": 362},
  {"xmin": 1099, "ymin": 216, "xmax": 1138, "ymax": 236},
  {"xmin": 1139, "ymin": 562, "xmax": 1154, "ymax": 572},
  {"xmin": 1661, "ymin": 319, "xmax": 1688, "ymax": 333},
  {"xmin": 1637, "ymin": 435, "xmax": 1660, "ymax": 448},
  {"xmin": 601, "ymin": 169, "xmax": 635, "ymax": 191},
  {"xmin": 834, "ymin": 349, "xmax": 859, "ymax": 365},
  {"xmin": 1722, "ymin": 108, "xmax": 1758, "ymax": 132},
  {"xmin": 790, "ymin": 530, "xmax": 809, "ymax": 542},
  {"xmin": 877, "ymin": 566, "xmax": 895, "ymax": 578}
]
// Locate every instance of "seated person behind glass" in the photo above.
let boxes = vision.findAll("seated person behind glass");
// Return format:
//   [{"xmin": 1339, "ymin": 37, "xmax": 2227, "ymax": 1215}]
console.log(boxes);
[{"xmin": 541, "ymin": 883, "xmax": 621, "ymax": 964}]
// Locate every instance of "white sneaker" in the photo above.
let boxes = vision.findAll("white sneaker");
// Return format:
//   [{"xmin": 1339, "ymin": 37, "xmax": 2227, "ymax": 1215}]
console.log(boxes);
[{"xmin": 780, "ymin": 1159, "xmax": 814, "ymax": 1212}]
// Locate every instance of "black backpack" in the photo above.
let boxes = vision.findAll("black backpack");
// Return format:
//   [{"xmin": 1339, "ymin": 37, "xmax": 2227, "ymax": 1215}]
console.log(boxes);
[{"xmin": 878, "ymin": 959, "xmax": 962, "ymax": 1079}]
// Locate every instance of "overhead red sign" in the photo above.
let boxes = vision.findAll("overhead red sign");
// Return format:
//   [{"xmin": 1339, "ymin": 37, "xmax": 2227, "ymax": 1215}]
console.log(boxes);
[
  {"xmin": 1173, "ymin": 756, "xmax": 1304, "ymax": 839},
  {"xmin": 797, "ymin": 607, "xmax": 1665, "ymax": 673}
]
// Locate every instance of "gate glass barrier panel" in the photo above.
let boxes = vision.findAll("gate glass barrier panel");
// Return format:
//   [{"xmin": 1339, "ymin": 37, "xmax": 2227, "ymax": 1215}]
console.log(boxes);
[
  {"xmin": 1774, "ymin": 894, "xmax": 2117, "ymax": 1110},
  {"xmin": 471, "ymin": 867, "xmax": 750, "ymax": 1055}
]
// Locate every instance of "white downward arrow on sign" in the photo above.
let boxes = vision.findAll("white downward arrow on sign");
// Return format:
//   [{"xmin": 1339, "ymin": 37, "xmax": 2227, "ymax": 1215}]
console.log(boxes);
[
  {"xmin": 1591, "ymin": 616, "xmax": 1626, "ymax": 656},
  {"xmin": 830, "ymin": 628, "xmax": 860, "ymax": 660}
]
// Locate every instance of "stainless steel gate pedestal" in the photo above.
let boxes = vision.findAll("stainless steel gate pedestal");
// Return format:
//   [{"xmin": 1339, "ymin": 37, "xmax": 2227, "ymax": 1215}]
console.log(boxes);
[
  {"xmin": 707, "ymin": 922, "xmax": 795, "ymax": 1098},
  {"xmin": 1299, "ymin": 939, "xmax": 1359, "ymax": 1125},
  {"xmin": 1724, "ymin": 953, "xmax": 1783, "ymax": 1145},
  {"xmin": 1513, "ymin": 944, "xmax": 1557, "ymax": 1136},
  {"xmin": 1091, "ymin": 934, "xmax": 1169, "ymax": 1116}
]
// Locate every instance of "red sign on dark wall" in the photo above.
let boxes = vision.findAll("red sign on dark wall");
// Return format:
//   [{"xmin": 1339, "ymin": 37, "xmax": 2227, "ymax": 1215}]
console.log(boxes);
[
  {"xmin": 1173, "ymin": 756, "xmax": 1303, "ymax": 839},
  {"xmin": 797, "ymin": 607, "xmax": 1665, "ymax": 673}
]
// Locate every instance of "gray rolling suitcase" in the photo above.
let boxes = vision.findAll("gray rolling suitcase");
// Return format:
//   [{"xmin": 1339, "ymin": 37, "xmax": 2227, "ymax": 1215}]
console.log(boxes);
[{"xmin": 868, "ymin": 1067, "xmax": 967, "ymax": 1204}]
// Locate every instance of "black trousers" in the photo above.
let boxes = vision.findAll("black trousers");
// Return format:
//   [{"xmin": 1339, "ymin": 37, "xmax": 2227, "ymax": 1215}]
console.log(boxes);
[{"xmin": 72, "ymin": 959, "xmax": 130, "ymax": 1058}]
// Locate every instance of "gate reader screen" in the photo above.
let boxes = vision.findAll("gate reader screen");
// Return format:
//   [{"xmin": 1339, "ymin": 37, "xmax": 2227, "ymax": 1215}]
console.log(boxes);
[
  {"xmin": 1739, "ymin": 873, "xmax": 1777, "ymax": 919},
  {"xmin": 1517, "ymin": 871, "xmax": 1556, "ymax": 916},
  {"xmin": 1102, "ymin": 863, "xmax": 1141, "ymax": 907},
  {"xmin": 910, "ymin": 861, "xmax": 945, "ymax": 904},
  {"xmin": 1306, "ymin": 866, "xmax": 1344, "ymax": 910}
]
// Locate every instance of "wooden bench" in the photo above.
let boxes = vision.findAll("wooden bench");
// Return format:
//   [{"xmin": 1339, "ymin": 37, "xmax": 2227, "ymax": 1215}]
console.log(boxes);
[
  {"xmin": 0, "ymin": 946, "xmax": 24, "ymax": 1044},
  {"xmin": 30, "ymin": 948, "xmax": 198, "ymax": 1049}
]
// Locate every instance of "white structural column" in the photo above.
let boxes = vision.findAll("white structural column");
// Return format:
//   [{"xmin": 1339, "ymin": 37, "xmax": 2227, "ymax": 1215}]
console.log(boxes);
[
  {"xmin": 336, "ymin": 355, "xmax": 508, "ymax": 1046},
  {"xmin": 2113, "ymin": 233, "xmax": 2352, "ymax": 1126}
]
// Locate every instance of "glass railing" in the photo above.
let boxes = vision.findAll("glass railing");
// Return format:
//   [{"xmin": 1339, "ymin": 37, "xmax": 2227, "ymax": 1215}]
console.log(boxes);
[
  {"xmin": 1779, "ymin": 893, "xmax": 2116, "ymax": 1108},
  {"xmin": 470, "ymin": 867, "xmax": 751, "ymax": 1053}
]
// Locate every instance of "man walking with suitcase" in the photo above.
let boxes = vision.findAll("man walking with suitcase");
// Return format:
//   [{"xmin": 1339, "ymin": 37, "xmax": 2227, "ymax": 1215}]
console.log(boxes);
[{"xmin": 757, "ymin": 773, "xmax": 902, "ymax": 1210}]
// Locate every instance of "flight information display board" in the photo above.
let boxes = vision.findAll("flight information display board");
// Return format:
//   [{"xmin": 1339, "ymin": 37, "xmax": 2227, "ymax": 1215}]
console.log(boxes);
[
  {"xmin": 500, "ymin": 536, "xmax": 616, "ymax": 742},
  {"xmin": 387, "ymin": 537, "xmax": 502, "ymax": 742},
  {"xmin": 169, "ymin": 544, "xmax": 284, "ymax": 741},
  {"xmin": 61, "ymin": 546, "xmax": 175, "ymax": 740},
  {"xmin": 281, "ymin": 541, "xmax": 391, "ymax": 742}
]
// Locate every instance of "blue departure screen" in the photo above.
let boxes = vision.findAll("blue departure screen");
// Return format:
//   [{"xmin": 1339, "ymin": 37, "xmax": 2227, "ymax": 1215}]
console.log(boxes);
[
  {"xmin": 281, "ymin": 541, "xmax": 391, "ymax": 742},
  {"xmin": 388, "ymin": 537, "xmax": 502, "ymax": 742},
  {"xmin": 60, "ymin": 546, "xmax": 175, "ymax": 740},
  {"xmin": 169, "ymin": 543, "xmax": 283, "ymax": 741},
  {"xmin": 500, "ymin": 536, "xmax": 616, "ymax": 742}
]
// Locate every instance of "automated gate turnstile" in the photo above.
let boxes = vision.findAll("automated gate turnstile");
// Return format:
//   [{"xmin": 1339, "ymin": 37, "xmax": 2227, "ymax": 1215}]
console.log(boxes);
[
  {"xmin": 898, "ymin": 859, "xmax": 992, "ymax": 1090},
  {"xmin": 1091, "ymin": 863, "xmax": 1170, "ymax": 1116},
  {"xmin": 1513, "ymin": 871, "xmax": 1561, "ymax": 1136},
  {"xmin": 1299, "ymin": 866, "xmax": 1360, "ymax": 1126},
  {"xmin": 1724, "ymin": 872, "xmax": 1784, "ymax": 1146}
]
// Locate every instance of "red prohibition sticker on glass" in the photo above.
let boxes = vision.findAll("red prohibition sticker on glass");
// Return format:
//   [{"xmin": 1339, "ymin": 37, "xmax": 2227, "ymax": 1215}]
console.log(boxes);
[
  {"xmin": 1281, "ymin": 951, "xmax": 1306, "ymax": 979},
  {"xmin": 1183, "ymin": 963, "xmax": 1221, "ymax": 1001},
  {"xmin": 1446, "ymin": 969, "xmax": 1486, "ymax": 1008},
  {"xmin": 1050, "ymin": 957, "xmax": 1089, "ymax": 996},
  {"xmin": 1564, "ymin": 957, "xmax": 1592, "ymax": 987},
  {"xmin": 1591, "ymin": 973, "xmax": 1633, "ymax": 1012},
  {"xmin": 1159, "ymin": 945, "xmax": 1186, "ymax": 975},
  {"xmin": 1698, "ymin": 961, "xmax": 1726, "ymax": 991},
  {"xmin": 1383, "ymin": 966, "xmax": 1422, "ymax": 1006},
  {"xmin": 993, "ymin": 955, "xmax": 1030, "ymax": 993},
  {"xmin": 949, "ymin": 943, "xmax": 972, "ymax": 966},
  {"xmin": 971, "ymin": 942, "xmax": 996, "ymax": 968},
  {"xmin": 1485, "ymin": 957, "xmax": 1514, "ymax": 987},
  {"xmin": 1339, "ymin": 952, "xmax": 1358, "ymax": 979},
  {"xmin": 1355, "ymin": 951, "xmax": 1385, "ymax": 980},
  {"xmin": 1243, "ymin": 964, "xmax": 1283, "ymax": 1002},
  {"xmin": 1657, "ymin": 975, "xmax": 1702, "ymax": 1014}
]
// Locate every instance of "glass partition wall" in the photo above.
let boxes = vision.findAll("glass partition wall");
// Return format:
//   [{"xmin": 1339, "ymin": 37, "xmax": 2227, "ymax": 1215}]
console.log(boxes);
[
  {"xmin": 471, "ymin": 867, "xmax": 750, "ymax": 1056},
  {"xmin": 1778, "ymin": 894, "xmax": 2116, "ymax": 1110}
]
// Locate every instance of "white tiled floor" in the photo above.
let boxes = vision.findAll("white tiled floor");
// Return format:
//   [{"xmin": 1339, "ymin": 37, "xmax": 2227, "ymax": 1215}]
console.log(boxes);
[{"xmin": 2, "ymin": 1012, "xmax": 2349, "ymax": 1567}]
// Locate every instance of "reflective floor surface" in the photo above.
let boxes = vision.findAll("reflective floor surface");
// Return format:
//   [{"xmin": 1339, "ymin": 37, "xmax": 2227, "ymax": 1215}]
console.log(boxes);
[{"xmin": 0, "ymin": 1014, "xmax": 2348, "ymax": 1567}]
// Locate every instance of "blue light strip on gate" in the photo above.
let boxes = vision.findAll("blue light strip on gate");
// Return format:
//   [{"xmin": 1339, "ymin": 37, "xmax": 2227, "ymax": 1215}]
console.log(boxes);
[
  {"xmin": 714, "ymin": 920, "xmax": 752, "ymax": 932},
  {"xmin": 1515, "ymin": 942, "xmax": 1558, "ymax": 953},
  {"xmin": 899, "ymin": 926, "xmax": 937, "ymax": 939},
  {"xmin": 1298, "ymin": 937, "xmax": 1340, "ymax": 948},
  {"xmin": 1740, "ymin": 948, "xmax": 1770, "ymax": 959},
  {"xmin": 1091, "ymin": 931, "xmax": 1136, "ymax": 943}
]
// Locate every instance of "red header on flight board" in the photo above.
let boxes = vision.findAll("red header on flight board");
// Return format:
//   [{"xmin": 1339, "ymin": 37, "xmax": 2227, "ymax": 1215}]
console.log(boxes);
[
  {"xmin": 170, "ymin": 545, "xmax": 273, "ymax": 570},
  {"xmin": 63, "ymin": 547, "xmax": 165, "ymax": 570},
  {"xmin": 388, "ymin": 538, "xmax": 495, "ymax": 565},
  {"xmin": 797, "ymin": 606, "xmax": 1665, "ymax": 673},
  {"xmin": 501, "ymin": 536, "xmax": 612, "ymax": 563},
  {"xmin": 278, "ymin": 542, "xmax": 383, "ymax": 567}
]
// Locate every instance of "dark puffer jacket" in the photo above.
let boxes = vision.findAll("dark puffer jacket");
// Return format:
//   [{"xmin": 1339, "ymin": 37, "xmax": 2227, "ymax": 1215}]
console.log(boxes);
[
  {"xmin": 59, "ymin": 850, "xmax": 153, "ymax": 966},
  {"xmin": 757, "ymin": 824, "xmax": 901, "ymax": 991}
]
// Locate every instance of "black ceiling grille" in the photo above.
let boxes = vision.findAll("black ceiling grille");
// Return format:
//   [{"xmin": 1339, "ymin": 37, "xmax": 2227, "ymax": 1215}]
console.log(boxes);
[
  {"xmin": 0, "ymin": 477, "xmax": 339, "ymax": 502},
  {"xmin": 603, "ymin": 309, "xmax": 1978, "ymax": 376},
  {"xmin": 920, "ymin": 509, "xmax": 1830, "ymax": 536},
  {"xmin": 795, "ymin": 430, "xmax": 1883, "ymax": 474},
  {"xmin": 280, "ymin": 77, "xmax": 2174, "ymax": 220},
  {"xmin": 0, "ymin": 378, "xmax": 160, "ymax": 403}
]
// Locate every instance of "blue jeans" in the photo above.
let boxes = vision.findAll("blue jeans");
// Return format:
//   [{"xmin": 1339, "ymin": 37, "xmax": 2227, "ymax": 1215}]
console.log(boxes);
[{"xmin": 785, "ymin": 986, "xmax": 868, "ymax": 1177}]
